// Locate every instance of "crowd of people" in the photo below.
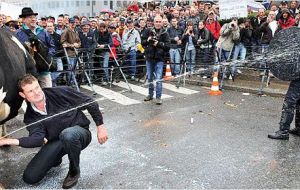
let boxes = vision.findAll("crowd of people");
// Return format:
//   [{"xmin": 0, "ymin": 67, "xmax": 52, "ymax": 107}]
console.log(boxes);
[{"xmin": 1, "ymin": 1, "xmax": 300, "ymax": 85}]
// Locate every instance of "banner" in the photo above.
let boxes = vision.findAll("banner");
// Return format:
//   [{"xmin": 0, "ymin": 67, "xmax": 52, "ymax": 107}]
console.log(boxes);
[{"xmin": 219, "ymin": 0, "xmax": 248, "ymax": 20}]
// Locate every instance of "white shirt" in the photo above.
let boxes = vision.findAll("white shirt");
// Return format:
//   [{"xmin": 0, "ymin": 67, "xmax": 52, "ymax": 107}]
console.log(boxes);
[{"xmin": 30, "ymin": 94, "xmax": 47, "ymax": 115}]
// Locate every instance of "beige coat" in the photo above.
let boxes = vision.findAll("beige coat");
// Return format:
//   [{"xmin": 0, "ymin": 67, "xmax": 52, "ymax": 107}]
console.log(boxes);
[{"xmin": 216, "ymin": 23, "xmax": 240, "ymax": 52}]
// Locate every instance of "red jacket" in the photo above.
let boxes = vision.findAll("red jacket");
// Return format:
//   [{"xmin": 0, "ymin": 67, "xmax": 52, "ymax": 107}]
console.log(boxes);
[
  {"xmin": 278, "ymin": 17, "xmax": 296, "ymax": 29},
  {"xmin": 109, "ymin": 34, "xmax": 120, "ymax": 58},
  {"xmin": 127, "ymin": 4, "xmax": 139, "ymax": 13},
  {"xmin": 205, "ymin": 20, "xmax": 221, "ymax": 41}
]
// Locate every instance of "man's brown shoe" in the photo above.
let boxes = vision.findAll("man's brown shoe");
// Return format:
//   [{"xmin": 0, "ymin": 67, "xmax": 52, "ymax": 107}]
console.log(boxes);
[{"xmin": 62, "ymin": 172, "xmax": 80, "ymax": 189}]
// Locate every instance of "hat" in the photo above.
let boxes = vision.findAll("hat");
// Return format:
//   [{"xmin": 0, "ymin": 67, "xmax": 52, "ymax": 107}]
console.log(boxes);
[
  {"xmin": 90, "ymin": 18, "xmax": 97, "ymax": 22},
  {"xmin": 19, "ymin": 7, "xmax": 38, "ymax": 18},
  {"xmin": 41, "ymin": 17, "xmax": 46, "ymax": 21},
  {"xmin": 5, "ymin": 20, "xmax": 17, "ymax": 26},
  {"xmin": 120, "ymin": 17, "xmax": 126, "ymax": 23},
  {"xmin": 69, "ymin": 18, "xmax": 75, "ymax": 23},
  {"xmin": 108, "ymin": 23, "xmax": 116, "ymax": 29},
  {"xmin": 281, "ymin": 8, "xmax": 291, "ymax": 14},
  {"xmin": 126, "ymin": 17, "xmax": 133, "ymax": 24},
  {"xmin": 81, "ymin": 20, "xmax": 90, "ymax": 26},
  {"xmin": 281, "ymin": 1, "xmax": 288, "ymax": 5},
  {"xmin": 48, "ymin": 16, "xmax": 55, "ymax": 21},
  {"xmin": 147, "ymin": 17, "xmax": 154, "ymax": 22}
]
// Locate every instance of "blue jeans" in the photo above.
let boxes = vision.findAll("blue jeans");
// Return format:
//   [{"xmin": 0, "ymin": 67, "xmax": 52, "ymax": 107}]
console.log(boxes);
[
  {"xmin": 101, "ymin": 51, "xmax": 110, "ymax": 81},
  {"xmin": 51, "ymin": 57, "xmax": 63, "ymax": 86},
  {"xmin": 67, "ymin": 57, "xmax": 77, "ymax": 85},
  {"xmin": 251, "ymin": 38, "xmax": 261, "ymax": 59},
  {"xmin": 185, "ymin": 49, "xmax": 196, "ymax": 72},
  {"xmin": 126, "ymin": 50, "xmax": 137, "ymax": 77},
  {"xmin": 146, "ymin": 61, "xmax": 164, "ymax": 99},
  {"xmin": 220, "ymin": 49, "xmax": 230, "ymax": 62},
  {"xmin": 260, "ymin": 44, "xmax": 269, "ymax": 71},
  {"xmin": 23, "ymin": 126, "xmax": 91, "ymax": 184},
  {"xmin": 232, "ymin": 43, "xmax": 247, "ymax": 73},
  {"xmin": 169, "ymin": 48, "xmax": 181, "ymax": 75}
]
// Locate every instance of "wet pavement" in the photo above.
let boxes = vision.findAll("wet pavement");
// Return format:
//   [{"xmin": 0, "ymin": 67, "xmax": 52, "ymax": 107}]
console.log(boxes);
[{"xmin": 1, "ymin": 85, "xmax": 300, "ymax": 189}]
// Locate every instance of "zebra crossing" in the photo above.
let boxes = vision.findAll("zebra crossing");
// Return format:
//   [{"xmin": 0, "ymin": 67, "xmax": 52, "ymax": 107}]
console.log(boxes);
[{"xmin": 20, "ymin": 81, "xmax": 201, "ymax": 112}]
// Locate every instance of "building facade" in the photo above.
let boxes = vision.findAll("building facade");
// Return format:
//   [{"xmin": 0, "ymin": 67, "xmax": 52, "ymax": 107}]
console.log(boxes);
[{"xmin": 2, "ymin": 0, "xmax": 133, "ymax": 18}]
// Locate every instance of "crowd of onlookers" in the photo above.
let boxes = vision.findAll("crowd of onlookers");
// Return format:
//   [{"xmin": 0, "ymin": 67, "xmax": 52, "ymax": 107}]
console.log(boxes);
[{"xmin": 1, "ymin": 0, "xmax": 300, "ymax": 85}]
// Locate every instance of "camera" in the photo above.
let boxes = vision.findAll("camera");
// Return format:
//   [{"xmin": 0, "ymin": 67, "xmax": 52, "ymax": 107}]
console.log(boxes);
[
  {"xmin": 149, "ymin": 29, "xmax": 158, "ymax": 44},
  {"xmin": 189, "ymin": 30, "xmax": 193, "ymax": 34},
  {"xmin": 229, "ymin": 21, "xmax": 237, "ymax": 29}
]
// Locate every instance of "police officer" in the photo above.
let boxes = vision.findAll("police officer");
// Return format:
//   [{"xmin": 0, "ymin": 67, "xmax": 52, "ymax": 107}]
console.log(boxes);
[
  {"xmin": 141, "ymin": 15, "xmax": 170, "ymax": 105},
  {"xmin": 268, "ymin": 80, "xmax": 300, "ymax": 140}
]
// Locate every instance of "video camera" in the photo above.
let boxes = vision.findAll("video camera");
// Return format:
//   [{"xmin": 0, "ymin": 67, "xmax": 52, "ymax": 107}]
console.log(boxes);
[
  {"xmin": 148, "ymin": 29, "xmax": 158, "ymax": 44},
  {"xmin": 229, "ymin": 21, "xmax": 237, "ymax": 29}
]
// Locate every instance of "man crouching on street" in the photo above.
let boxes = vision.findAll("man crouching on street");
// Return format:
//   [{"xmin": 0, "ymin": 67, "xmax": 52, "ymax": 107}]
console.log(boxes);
[{"xmin": 0, "ymin": 74, "xmax": 108, "ymax": 189}]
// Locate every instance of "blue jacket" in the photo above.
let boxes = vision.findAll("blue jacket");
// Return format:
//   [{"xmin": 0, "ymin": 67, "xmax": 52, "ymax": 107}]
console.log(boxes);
[
  {"xmin": 78, "ymin": 29, "xmax": 97, "ymax": 52},
  {"xmin": 16, "ymin": 25, "xmax": 55, "ymax": 57}
]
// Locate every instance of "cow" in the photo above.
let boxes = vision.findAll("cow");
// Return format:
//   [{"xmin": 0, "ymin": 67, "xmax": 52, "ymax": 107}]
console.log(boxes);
[{"xmin": 0, "ymin": 29, "xmax": 36, "ymax": 137}]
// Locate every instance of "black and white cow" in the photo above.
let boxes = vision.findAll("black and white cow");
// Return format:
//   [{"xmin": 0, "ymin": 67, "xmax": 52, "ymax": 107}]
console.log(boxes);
[{"xmin": 0, "ymin": 29, "xmax": 36, "ymax": 136}]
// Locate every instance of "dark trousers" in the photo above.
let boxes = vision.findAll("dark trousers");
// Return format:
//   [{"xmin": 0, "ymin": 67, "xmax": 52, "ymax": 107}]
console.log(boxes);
[
  {"xmin": 23, "ymin": 126, "xmax": 91, "ymax": 184},
  {"xmin": 279, "ymin": 80, "xmax": 300, "ymax": 131}
]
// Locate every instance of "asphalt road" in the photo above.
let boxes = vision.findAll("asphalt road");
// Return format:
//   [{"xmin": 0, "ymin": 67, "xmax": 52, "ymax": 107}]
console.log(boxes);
[{"xmin": 1, "ymin": 83, "xmax": 300, "ymax": 189}]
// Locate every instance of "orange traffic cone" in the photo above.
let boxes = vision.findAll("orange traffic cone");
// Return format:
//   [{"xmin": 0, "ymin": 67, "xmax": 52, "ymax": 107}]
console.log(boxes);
[
  {"xmin": 208, "ymin": 72, "xmax": 223, "ymax": 96},
  {"xmin": 164, "ymin": 62, "xmax": 173, "ymax": 81}
]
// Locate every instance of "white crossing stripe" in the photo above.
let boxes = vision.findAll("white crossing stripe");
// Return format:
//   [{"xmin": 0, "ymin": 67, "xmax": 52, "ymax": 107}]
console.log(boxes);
[
  {"xmin": 81, "ymin": 85, "xmax": 141, "ymax": 105},
  {"xmin": 113, "ymin": 81, "xmax": 173, "ymax": 99},
  {"xmin": 162, "ymin": 83, "xmax": 199, "ymax": 94}
]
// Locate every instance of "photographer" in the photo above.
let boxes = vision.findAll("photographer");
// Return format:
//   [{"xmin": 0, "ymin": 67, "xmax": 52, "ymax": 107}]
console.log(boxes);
[
  {"xmin": 216, "ymin": 18, "xmax": 240, "ymax": 62},
  {"xmin": 232, "ymin": 19, "xmax": 253, "ymax": 75},
  {"xmin": 141, "ymin": 16, "xmax": 170, "ymax": 105}
]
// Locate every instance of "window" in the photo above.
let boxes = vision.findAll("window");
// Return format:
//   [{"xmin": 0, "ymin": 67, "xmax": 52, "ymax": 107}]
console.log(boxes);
[
  {"xmin": 104, "ymin": 1, "xmax": 108, "ymax": 5},
  {"xmin": 87, "ymin": 13, "xmax": 90, "ymax": 17},
  {"xmin": 117, "ymin": 1, "xmax": 121, "ymax": 7},
  {"xmin": 76, "ymin": 1, "xmax": 79, "ymax": 7},
  {"xmin": 87, "ymin": 1, "xmax": 90, "ymax": 6},
  {"xmin": 92, "ymin": 1, "xmax": 96, "ymax": 6},
  {"xmin": 56, "ymin": 1, "xmax": 59, "ymax": 8},
  {"xmin": 123, "ymin": 1, "xmax": 127, "ymax": 7}
]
